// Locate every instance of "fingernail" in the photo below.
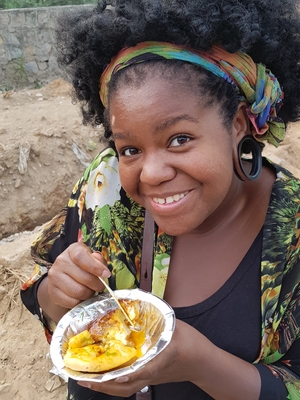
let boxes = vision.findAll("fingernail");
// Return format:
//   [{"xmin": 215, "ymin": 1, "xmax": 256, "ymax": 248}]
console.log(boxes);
[
  {"xmin": 78, "ymin": 382, "xmax": 91, "ymax": 389},
  {"xmin": 116, "ymin": 376, "xmax": 129, "ymax": 383},
  {"xmin": 101, "ymin": 269, "xmax": 111, "ymax": 278}
]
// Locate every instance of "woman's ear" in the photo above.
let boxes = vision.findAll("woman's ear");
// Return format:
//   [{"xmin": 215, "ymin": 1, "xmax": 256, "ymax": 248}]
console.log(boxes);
[
  {"xmin": 232, "ymin": 102, "xmax": 251, "ymax": 146},
  {"xmin": 231, "ymin": 102, "xmax": 262, "ymax": 181}
]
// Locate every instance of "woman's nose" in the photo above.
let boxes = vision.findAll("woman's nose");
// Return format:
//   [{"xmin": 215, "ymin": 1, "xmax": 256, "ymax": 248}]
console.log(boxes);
[{"xmin": 140, "ymin": 153, "xmax": 176, "ymax": 185}]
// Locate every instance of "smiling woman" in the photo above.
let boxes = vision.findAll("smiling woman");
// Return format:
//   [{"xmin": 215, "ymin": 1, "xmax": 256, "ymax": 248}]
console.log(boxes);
[{"xmin": 20, "ymin": 1, "xmax": 300, "ymax": 400}]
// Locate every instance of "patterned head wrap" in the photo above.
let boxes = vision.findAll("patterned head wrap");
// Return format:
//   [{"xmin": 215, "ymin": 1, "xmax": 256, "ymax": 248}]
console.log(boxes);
[{"xmin": 100, "ymin": 41, "xmax": 285, "ymax": 147}]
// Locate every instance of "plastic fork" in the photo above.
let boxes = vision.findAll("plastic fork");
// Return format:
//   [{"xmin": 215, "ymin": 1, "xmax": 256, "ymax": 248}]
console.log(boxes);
[{"xmin": 98, "ymin": 276, "xmax": 141, "ymax": 331}]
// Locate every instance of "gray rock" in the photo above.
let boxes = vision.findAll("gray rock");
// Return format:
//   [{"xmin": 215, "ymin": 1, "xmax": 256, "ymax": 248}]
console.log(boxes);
[{"xmin": 24, "ymin": 60, "xmax": 38, "ymax": 74}]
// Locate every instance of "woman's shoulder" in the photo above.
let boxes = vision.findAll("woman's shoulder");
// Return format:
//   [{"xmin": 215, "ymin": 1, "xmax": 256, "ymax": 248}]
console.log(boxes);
[
  {"xmin": 262, "ymin": 158, "xmax": 300, "ymax": 274},
  {"xmin": 265, "ymin": 157, "xmax": 300, "ymax": 196},
  {"xmin": 84, "ymin": 146, "xmax": 119, "ymax": 179}
]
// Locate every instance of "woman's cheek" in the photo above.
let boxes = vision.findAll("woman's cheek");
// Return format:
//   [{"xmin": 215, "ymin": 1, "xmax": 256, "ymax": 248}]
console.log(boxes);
[{"xmin": 119, "ymin": 162, "xmax": 139, "ymax": 197}]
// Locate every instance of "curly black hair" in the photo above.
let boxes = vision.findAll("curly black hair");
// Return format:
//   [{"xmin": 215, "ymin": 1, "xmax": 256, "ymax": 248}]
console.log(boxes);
[{"xmin": 55, "ymin": 0, "xmax": 300, "ymax": 140}]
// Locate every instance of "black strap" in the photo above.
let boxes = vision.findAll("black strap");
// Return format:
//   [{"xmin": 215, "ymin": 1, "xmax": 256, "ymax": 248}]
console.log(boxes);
[
  {"xmin": 139, "ymin": 211, "xmax": 154, "ymax": 292},
  {"xmin": 136, "ymin": 211, "xmax": 154, "ymax": 399}
]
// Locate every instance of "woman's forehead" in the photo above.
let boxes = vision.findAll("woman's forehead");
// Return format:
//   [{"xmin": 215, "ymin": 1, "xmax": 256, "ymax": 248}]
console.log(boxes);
[
  {"xmin": 108, "ymin": 61, "xmax": 206, "ymax": 96},
  {"xmin": 109, "ymin": 79, "xmax": 224, "ymax": 136},
  {"xmin": 108, "ymin": 70, "xmax": 207, "ymax": 111},
  {"xmin": 109, "ymin": 76, "xmax": 200, "ymax": 114}
]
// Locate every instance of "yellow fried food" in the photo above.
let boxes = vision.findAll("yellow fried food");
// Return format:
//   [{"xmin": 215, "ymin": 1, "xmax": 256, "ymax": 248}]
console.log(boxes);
[
  {"xmin": 68, "ymin": 330, "xmax": 95, "ymax": 349},
  {"xmin": 63, "ymin": 301, "xmax": 145, "ymax": 373},
  {"xmin": 64, "ymin": 336, "xmax": 137, "ymax": 372}
]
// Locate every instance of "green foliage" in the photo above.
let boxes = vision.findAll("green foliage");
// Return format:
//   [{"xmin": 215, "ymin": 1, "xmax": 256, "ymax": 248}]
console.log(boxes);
[
  {"xmin": 0, "ymin": 0, "xmax": 98, "ymax": 9},
  {"xmin": 12, "ymin": 56, "xmax": 27, "ymax": 82},
  {"xmin": 0, "ymin": 57, "xmax": 28, "ymax": 91},
  {"xmin": 0, "ymin": 83, "xmax": 14, "ymax": 92}
]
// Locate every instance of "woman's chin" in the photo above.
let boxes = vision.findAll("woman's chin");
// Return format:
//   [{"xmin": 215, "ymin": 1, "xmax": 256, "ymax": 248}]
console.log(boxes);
[{"xmin": 154, "ymin": 220, "xmax": 196, "ymax": 237}]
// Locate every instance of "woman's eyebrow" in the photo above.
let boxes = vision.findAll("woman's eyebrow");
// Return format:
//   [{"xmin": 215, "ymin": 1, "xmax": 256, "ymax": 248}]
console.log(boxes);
[
  {"xmin": 154, "ymin": 114, "xmax": 199, "ymax": 134},
  {"xmin": 113, "ymin": 131, "xmax": 135, "ymax": 140}
]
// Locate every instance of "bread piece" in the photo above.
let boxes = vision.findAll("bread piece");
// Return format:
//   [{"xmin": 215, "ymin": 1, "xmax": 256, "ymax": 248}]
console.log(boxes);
[
  {"xmin": 64, "ymin": 335, "xmax": 137, "ymax": 372},
  {"xmin": 63, "ymin": 303, "xmax": 143, "ymax": 373}
]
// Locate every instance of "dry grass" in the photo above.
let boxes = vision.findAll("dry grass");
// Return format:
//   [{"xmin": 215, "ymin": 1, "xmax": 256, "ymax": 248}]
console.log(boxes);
[{"xmin": 0, "ymin": 263, "xmax": 31, "ymax": 319}]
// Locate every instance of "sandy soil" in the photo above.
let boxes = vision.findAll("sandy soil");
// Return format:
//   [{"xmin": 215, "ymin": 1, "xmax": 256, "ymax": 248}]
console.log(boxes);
[
  {"xmin": 0, "ymin": 79, "xmax": 299, "ymax": 400},
  {"xmin": 0, "ymin": 79, "xmax": 105, "ymax": 239}
]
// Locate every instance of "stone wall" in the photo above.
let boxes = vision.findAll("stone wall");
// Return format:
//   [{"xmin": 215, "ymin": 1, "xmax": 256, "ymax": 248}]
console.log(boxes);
[{"xmin": 0, "ymin": 5, "xmax": 95, "ymax": 90}]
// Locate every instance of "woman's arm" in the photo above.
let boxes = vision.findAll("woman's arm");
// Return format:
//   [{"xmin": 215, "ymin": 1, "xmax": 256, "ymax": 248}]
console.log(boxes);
[
  {"xmin": 37, "ymin": 243, "xmax": 110, "ymax": 323},
  {"xmin": 78, "ymin": 319, "xmax": 262, "ymax": 400}
]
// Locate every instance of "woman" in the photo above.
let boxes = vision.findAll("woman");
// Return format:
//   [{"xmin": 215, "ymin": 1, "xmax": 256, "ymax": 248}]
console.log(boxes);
[{"xmin": 21, "ymin": 0, "xmax": 300, "ymax": 399}]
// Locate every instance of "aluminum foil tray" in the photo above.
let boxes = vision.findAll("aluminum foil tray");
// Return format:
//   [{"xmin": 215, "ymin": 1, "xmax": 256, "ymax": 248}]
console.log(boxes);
[{"xmin": 50, "ymin": 288, "xmax": 175, "ymax": 382}]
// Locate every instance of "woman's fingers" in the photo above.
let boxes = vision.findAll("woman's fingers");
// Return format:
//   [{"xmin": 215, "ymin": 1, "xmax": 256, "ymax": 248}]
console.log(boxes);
[
  {"xmin": 78, "ymin": 379, "xmax": 150, "ymax": 398},
  {"xmin": 47, "ymin": 282, "xmax": 89, "ymax": 309},
  {"xmin": 47, "ymin": 266, "xmax": 96, "ymax": 307},
  {"xmin": 47, "ymin": 242, "xmax": 111, "ymax": 308},
  {"xmin": 67, "ymin": 242, "xmax": 111, "ymax": 278}
]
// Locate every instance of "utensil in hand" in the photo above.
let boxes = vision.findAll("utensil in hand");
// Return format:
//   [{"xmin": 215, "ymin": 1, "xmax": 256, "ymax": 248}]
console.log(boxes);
[{"xmin": 98, "ymin": 276, "xmax": 141, "ymax": 331}]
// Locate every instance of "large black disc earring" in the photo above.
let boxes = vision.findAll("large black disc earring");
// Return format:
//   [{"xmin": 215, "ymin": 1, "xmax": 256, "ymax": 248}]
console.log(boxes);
[{"xmin": 234, "ymin": 135, "xmax": 262, "ymax": 181}]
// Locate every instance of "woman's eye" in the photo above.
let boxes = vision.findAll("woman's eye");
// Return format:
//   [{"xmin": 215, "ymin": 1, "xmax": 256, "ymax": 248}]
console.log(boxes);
[
  {"xmin": 169, "ymin": 135, "xmax": 190, "ymax": 147},
  {"xmin": 122, "ymin": 147, "xmax": 140, "ymax": 156}
]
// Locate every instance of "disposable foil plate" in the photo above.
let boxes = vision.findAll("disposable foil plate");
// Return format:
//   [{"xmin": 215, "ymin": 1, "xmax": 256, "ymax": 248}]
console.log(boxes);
[{"xmin": 50, "ymin": 288, "xmax": 175, "ymax": 382}]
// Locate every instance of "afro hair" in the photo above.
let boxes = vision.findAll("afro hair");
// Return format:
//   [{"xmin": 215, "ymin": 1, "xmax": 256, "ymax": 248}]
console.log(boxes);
[{"xmin": 55, "ymin": 0, "xmax": 300, "ymax": 133}]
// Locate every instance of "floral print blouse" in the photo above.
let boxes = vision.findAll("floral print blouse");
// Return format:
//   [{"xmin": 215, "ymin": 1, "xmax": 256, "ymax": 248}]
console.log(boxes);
[{"xmin": 21, "ymin": 147, "xmax": 300, "ymax": 399}]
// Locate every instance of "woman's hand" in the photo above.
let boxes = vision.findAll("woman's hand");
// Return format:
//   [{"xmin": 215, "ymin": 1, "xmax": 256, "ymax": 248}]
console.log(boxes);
[
  {"xmin": 46, "ymin": 242, "xmax": 111, "ymax": 310},
  {"xmin": 78, "ymin": 319, "xmax": 208, "ymax": 396},
  {"xmin": 77, "ymin": 318, "xmax": 261, "ymax": 400}
]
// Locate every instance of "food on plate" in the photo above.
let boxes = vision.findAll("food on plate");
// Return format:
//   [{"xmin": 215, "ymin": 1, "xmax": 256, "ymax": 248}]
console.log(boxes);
[{"xmin": 63, "ymin": 299, "xmax": 146, "ymax": 372}]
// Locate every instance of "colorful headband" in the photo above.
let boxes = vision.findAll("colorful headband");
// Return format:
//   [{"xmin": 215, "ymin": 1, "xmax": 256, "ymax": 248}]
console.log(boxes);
[{"xmin": 100, "ymin": 41, "xmax": 285, "ymax": 147}]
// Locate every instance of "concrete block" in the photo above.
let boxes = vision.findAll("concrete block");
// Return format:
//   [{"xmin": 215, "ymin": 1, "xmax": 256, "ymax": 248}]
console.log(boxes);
[
  {"xmin": 24, "ymin": 60, "xmax": 38, "ymax": 74},
  {"xmin": 2, "ymin": 32, "xmax": 20, "ymax": 46},
  {"xmin": 37, "ymin": 10, "xmax": 48, "ymax": 25},
  {"xmin": 23, "ymin": 27, "xmax": 37, "ymax": 43},
  {"xmin": 37, "ymin": 61, "xmax": 47, "ymax": 71},
  {"xmin": 8, "ymin": 47, "xmax": 22, "ymax": 60},
  {"xmin": 0, "ymin": 68, "xmax": 5, "ymax": 83},
  {"xmin": 24, "ymin": 10, "xmax": 37, "ymax": 27},
  {"xmin": 8, "ymin": 26, "xmax": 16, "ymax": 33},
  {"xmin": 37, "ymin": 29, "xmax": 51, "ymax": 44},
  {"xmin": 36, "ymin": 43, "xmax": 52, "ymax": 59},
  {"xmin": 48, "ymin": 55, "xmax": 58, "ymax": 71},
  {"xmin": 24, "ymin": 45, "xmax": 36, "ymax": 60},
  {"xmin": 0, "ymin": 12, "xmax": 11, "ymax": 28},
  {"xmin": 10, "ymin": 10, "xmax": 24, "ymax": 28}
]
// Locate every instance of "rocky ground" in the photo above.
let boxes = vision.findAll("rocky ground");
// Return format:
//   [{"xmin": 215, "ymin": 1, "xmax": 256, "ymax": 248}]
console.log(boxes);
[{"xmin": 0, "ymin": 79, "xmax": 299, "ymax": 400}]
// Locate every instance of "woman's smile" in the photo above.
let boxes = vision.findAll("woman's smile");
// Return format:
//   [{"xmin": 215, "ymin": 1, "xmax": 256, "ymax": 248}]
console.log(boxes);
[
  {"xmin": 147, "ymin": 190, "xmax": 192, "ymax": 217},
  {"xmin": 152, "ymin": 191, "xmax": 189, "ymax": 205}
]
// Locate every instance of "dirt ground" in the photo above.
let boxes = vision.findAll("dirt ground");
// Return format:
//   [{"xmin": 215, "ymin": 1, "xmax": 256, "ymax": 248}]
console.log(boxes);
[
  {"xmin": 0, "ymin": 79, "xmax": 105, "ymax": 400},
  {"xmin": 0, "ymin": 79, "xmax": 299, "ymax": 400}
]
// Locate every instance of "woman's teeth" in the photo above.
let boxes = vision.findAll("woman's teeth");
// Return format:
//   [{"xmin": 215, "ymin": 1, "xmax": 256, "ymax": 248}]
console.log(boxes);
[{"xmin": 153, "ymin": 192, "xmax": 188, "ymax": 205}]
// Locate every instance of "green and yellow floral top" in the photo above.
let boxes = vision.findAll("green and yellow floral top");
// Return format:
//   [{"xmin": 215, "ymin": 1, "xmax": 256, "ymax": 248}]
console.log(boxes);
[{"xmin": 21, "ymin": 147, "xmax": 300, "ymax": 399}]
